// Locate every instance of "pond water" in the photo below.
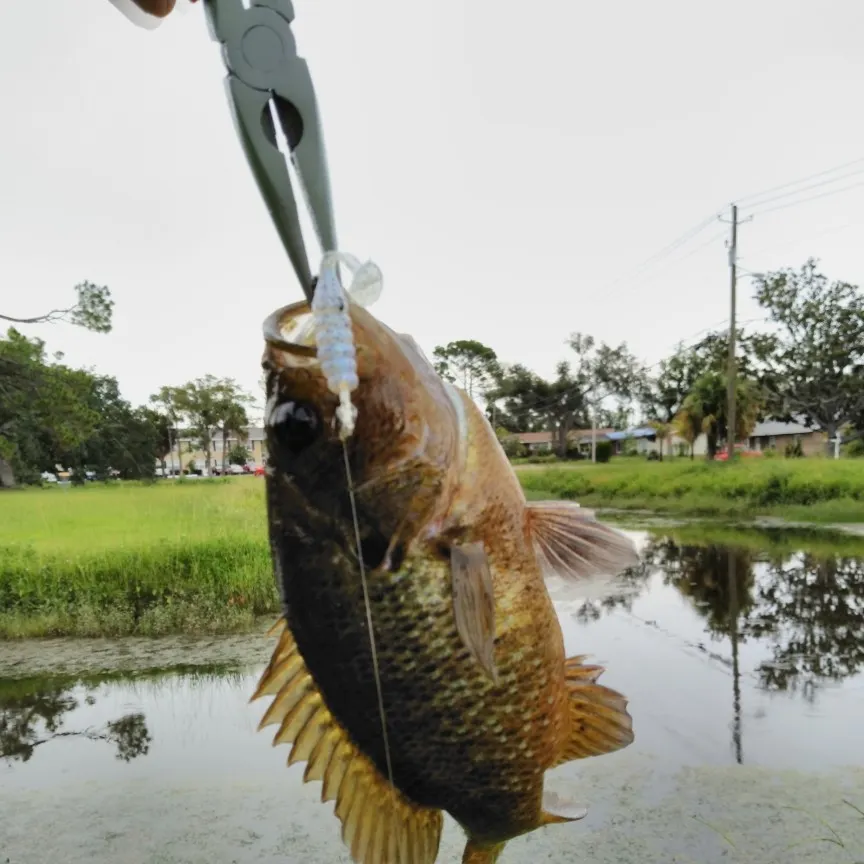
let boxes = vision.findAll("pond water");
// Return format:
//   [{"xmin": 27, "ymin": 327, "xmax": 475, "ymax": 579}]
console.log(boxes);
[{"xmin": 2, "ymin": 525, "xmax": 864, "ymax": 863}]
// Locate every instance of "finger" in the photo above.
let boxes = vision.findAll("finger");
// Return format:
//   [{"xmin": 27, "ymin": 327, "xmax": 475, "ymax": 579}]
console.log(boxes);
[{"xmin": 129, "ymin": 0, "xmax": 178, "ymax": 17}]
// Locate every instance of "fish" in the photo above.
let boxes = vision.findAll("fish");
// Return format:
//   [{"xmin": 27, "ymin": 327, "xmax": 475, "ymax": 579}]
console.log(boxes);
[{"xmin": 254, "ymin": 298, "xmax": 640, "ymax": 864}]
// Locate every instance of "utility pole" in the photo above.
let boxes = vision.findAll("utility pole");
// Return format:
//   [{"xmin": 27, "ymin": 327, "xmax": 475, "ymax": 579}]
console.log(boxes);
[{"xmin": 726, "ymin": 203, "xmax": 738, "ymax": 462}]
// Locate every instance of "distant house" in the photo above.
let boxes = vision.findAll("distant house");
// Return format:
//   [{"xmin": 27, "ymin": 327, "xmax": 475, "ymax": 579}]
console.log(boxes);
[
  {"xmin": 743, "ymin": 420, "xmax": 826, "ymax": 456},
  {"xmin": 606, "ymin": 427, "xmax": 657, "ymax": 455},
  {"xmin": 514, "ymin": 431, "xmax": 555, "ymax": 453},
  {"xmin": 513, "ymin": 428, "xmax": 617, "ymax": 455},
  {"xmin": 159, "ymin": 425, "xmax": 268, "ymax": 474}
]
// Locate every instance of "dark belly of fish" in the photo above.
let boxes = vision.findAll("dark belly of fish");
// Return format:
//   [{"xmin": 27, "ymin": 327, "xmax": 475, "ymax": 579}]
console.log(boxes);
[{"xmin": 280, "ymin": 548, "xmax": 548, "ymax": 834}]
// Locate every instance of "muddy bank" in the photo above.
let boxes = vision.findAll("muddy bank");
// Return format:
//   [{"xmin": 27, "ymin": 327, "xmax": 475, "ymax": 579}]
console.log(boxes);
[{"xmin": 0, "ymin": 624, "xmax": 275, "ymax": 679}]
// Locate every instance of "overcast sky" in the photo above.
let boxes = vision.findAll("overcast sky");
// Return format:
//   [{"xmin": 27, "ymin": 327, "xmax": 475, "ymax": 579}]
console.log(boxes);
[{"xmin": 4, "ymin": 1, "xmax": 864, "ymax": 416}]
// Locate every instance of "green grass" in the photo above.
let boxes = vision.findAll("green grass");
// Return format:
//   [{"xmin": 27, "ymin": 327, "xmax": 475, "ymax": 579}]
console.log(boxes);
[
  {"xmin": 0, "ymin": 479, "xmax": 277, "ymax": 639},
  {"xmin": 516, "ymin": 458, "xmax": 864, "ymax": 522},
  {"xmin": 3, "ymin": 459, "xmax": 864, "ymax": 640}
]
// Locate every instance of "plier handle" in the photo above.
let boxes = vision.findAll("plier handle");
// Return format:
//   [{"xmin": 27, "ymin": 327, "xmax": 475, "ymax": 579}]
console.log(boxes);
[{"xmin": 204, "ymin": 0, "xmax": 336, "ymax": 301}]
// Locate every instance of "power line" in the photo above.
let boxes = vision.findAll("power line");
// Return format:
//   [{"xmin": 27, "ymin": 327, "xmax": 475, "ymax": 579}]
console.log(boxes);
[
  {"xmin": 601, "ymin": 210, "xmax": 724, "ymax": 291},
  {"xmin": 741, "ymin": 216, "xmax": 864, "ymax": 262},
  {"xmin": 734, "ymin": 155, "xmax": 864, "ymax": 206},
  {"xmin": 736, "ymin": 166, "xmax": 864, "ymax": 212},
  {"xmin": 745, "ymin": 178, "xmax": 864, "ymax": 218}
]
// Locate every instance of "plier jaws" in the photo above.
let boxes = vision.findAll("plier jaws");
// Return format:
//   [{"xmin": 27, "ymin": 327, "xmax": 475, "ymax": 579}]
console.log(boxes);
[{"xmin": 204, "ymin": 0, "xmax": 336, "ymax": 301}]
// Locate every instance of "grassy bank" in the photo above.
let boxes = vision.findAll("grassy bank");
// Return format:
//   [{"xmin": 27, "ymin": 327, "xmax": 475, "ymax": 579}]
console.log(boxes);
[
  {"xmin": 0, "ymin": 480, "xmax": 277, "ymax": 639},
  {"xmin": 517, "ymin": 458, "xmax": 864, "ymax": 522},
  {"xmin": 4, "ymin": 459, "xmax": 864, "ymax": 639}
]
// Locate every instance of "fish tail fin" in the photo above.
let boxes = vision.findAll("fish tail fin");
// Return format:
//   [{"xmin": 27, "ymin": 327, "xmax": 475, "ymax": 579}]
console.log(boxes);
[
  {"xmin": 252, "ymin": 617, "xmax": 444, "ymax": 864},
  {"xmin": 462, "ymin": 840, "xmax": 507, "ymax": 864},
  {"xmin": 552, "ymin": 654, "xmax": 634, "ymax": 768}
]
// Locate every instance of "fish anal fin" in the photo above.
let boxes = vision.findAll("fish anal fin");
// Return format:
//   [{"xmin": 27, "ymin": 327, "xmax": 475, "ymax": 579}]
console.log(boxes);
[
  {"xmin": 266, "ymin": 617, "xmax": 288, "ymax": 638},
  {"xmin": 552, "ymin": 654, "xmax": 635, "ymax": 768},
  {"xmin": 524, "ymin": 500, "xmax": 639, "ymax": 582},
  {"xmin": 451, "ymin": 541, "xmax": 498, "ymax": 683},
  {"xmin": 254, "ymin": 617, "xmax": 444, "ymax": 864},
  {"xmin": 462, "ymin": 840, "xmax": 506, "ymax": 864}
]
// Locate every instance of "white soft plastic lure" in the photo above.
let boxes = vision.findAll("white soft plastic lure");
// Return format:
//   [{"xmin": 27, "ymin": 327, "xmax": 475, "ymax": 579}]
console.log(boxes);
[{"xmin": 310, "ymin": 252, "xmax": 383, "ymax": 440}]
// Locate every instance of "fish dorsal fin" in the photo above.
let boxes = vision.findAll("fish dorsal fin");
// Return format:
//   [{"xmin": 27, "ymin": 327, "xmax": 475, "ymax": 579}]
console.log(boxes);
[
  {"xmin": 524, "ymin": 500, "xmax": 639, "ymax": 582},
  {"xmin": 551, "ymin": 654, "xmax": 635, "ymax": 768},
  {"xmin": 450, "ymin": 542, "xmax": 498, "ymax": 683},
  {"xmin": 252, "ymin": 618, "xmax": 444, "ymax": 864}
]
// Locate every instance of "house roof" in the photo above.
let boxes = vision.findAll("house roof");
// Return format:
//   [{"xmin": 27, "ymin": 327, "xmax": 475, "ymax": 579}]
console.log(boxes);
[
  {"xmin": 570, "ymin": 427, "xmax": 615, "ymax": 440},
  {"xmin": 514, "ymin": 428, "xmax": 618, "ymax": 445},
  {"xmin": 750, "ymin": 420, "xmax": 820, "ymax": 437},
  {"xmin": 516, "ymin": 431, "xmax": 553, "ymax": 444},
  {"xmin": 607, "ymin": 427, "xmax": 657, "ymax": 441}
]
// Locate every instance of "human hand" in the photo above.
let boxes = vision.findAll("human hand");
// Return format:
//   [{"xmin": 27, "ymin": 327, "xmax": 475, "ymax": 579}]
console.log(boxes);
[{"xmin": 129, "ymin": 0, "xmax": 199, "ymax": 18}]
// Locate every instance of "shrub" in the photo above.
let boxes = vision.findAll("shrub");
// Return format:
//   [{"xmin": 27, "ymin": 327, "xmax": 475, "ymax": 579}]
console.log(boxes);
[{"xmin": 595, "ymin": 441, "xmax": 613, "ymax": 463}]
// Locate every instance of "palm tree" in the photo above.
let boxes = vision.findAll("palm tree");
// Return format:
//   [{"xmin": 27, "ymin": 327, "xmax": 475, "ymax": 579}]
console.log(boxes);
[
  {"xmin": 672, "ymin": 407, "xmax": 703, "ymax": 460},
  {"xmin": 217, "ymin": 402, "xmax": 249, "ymax": 474},
  {"xmin": 683, "ymin": 371, "xmax": 763, "ymax": 460}
]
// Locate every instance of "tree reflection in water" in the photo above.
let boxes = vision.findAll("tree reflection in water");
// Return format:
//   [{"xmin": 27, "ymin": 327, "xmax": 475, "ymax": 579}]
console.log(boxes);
[
  {"xmin": 0, "ymin": 678, "xmax": 151, "ymax": 764},
  {"xmin": 571, "ymin": 554, "xmax": 655, "ymax": 624},
  {"xmin": 650, "ymin": 535, "xmax": 864, "ymax": 699}
]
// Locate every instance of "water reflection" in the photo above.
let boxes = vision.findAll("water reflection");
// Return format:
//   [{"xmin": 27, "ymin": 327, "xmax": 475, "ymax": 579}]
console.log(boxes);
[
  {"xmin": 0, "ymin": 665, "xmax": 243, "ymax": 767},
  {"xmin": 0, "ymin": 677, "xmax": 151, "ymax": 764},
  {"xmin": 651, "ymin": 537, "xmax": 864, "ymax": 698},
  {"xmin": 1, "ymin": 526, "xmax": 862, "ymax": 785},
  {"xmin": 747, "ymin": 554, "xmax": 864, "ymax": 695},
  {"xmin": 588, "ymin": 529, "xmax": 864, "ymax": 700}
]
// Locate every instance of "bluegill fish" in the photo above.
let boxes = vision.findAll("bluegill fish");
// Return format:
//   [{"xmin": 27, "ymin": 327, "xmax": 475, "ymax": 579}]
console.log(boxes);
[{"xmin": 253, "ymin": 299, "xmax": 639, "ymax": 864}]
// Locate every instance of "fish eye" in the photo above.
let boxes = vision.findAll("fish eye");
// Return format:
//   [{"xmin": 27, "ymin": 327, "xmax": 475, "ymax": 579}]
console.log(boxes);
[{"xmin": 269, "ymin": 400, "xmax": 321, "ymax": 453}]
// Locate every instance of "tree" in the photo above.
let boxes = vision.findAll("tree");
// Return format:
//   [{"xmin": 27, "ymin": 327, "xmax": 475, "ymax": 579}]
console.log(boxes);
[
  {"xmin": 672, "ymin": 406, "xmax": 702, "ymax": 460},
  {"xmin": 1, "ymin": 281, "xmax": 114, "ymax": 334},
  {"xmin": 566, "ymin": 333, "xmax": 646, "ymax": 427},
  {"xmin": 47, "ymin": 375, "xmax": 162, "ymax": 481},
  {"xmin": 0, "ymin": 328, "xmax": 100, "ymax": 486},
  {"xmin": 140, "ymin": 407, "xmax": 173, "ymax": 475},
  {"xmin": 752, "ymin": 259, "xmax": 864, "ymax": 448},
  {"xmin": 150, "ymin": 386, "xmax": 185, "ymax": 476},
  {"xmin": 493, "ymin": 362, "xmax": 589, "ymax": 457},
  {"xmin": 642, "ymin": 328, "xmax": 775, "ymax": 424},
  {"xmin": 214, "ymin": 393, "xmax": 251, "ymax": 474},
  {"xmin": 228, "ymin": 444, "xmax": 251, "ymax": 466},
  {"xmin": 649, "ymin": 420, "xmax": 671, "ymax": 461},
  {"xmin": 642, "ymin": 342, "xmax": 705, "ymax": 423},
  {"xmin": 173, "ymin": 376, "xmax": 253, "ymax": 475},
  {"xmin": 596, "ymin": 403, "xmax": 632, "ymax": 431},
  {"xmin": 682, "ymin": 371, "xmax": 763, "ymax": 460},
  {"xmin": 432, "ymin": 340, "xmax": 501, "ymax": 400}
]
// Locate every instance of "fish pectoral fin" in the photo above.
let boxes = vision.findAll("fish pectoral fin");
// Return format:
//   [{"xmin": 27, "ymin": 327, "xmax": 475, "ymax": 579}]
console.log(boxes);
[
  {"xmin": 552, "ymin": 654, "xmax": 635, "ymax": 768},
  {"xmin": 524, "ymin": 500, "xmax": 639, "ymax": 582},
  {"xmin": 540, "ymin": 788, "xmax": 589, "ymax": 824},
  {"xmin": 450, "ymin": 542, "xmax": 498, "ymax": 683},
  {"xmin": 251, "ymin": 616, "xmax": 444, "ymax": 864}
]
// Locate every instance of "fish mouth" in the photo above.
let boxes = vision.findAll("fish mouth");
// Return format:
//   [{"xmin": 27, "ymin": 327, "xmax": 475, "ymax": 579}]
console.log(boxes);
[{"xmin": 262, "ymin": 301, "xmax": 319, "ymax": 360}]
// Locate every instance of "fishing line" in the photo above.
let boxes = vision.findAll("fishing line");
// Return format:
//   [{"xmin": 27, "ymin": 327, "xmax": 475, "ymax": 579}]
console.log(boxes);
[
  {"xmin": 313, "ymin": 251, "xmax": 395, "ymax": 798},
  {"xmin": 341, "ymin": 440, "xmax": 397, "ymax": 796}
]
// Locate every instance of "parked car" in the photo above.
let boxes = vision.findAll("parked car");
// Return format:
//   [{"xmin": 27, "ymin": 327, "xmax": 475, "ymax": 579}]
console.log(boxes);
[{"xmin": 41, "ymin": 471, "xmax": 58, "ymax": 484}]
